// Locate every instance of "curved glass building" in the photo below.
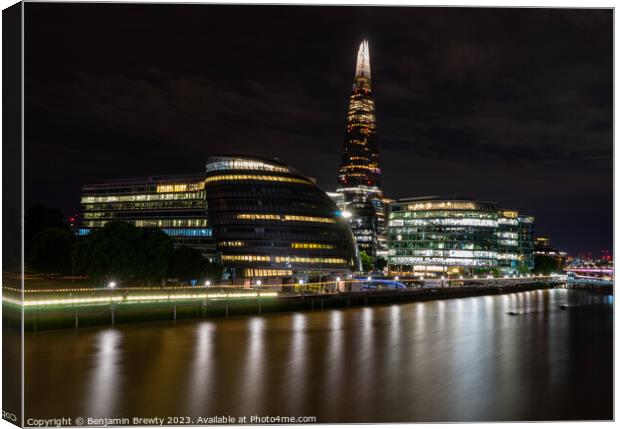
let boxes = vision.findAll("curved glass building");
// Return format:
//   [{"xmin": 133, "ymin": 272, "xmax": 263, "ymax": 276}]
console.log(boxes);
[{"xmin": 205, "ymin": 155, "xmax": 360, "ymax": 283}]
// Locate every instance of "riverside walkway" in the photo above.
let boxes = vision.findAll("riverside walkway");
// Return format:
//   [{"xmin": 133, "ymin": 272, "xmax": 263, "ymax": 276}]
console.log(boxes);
[{"xmin": 2, "ymin": 275, "xmax": 571, "ymax": 331}]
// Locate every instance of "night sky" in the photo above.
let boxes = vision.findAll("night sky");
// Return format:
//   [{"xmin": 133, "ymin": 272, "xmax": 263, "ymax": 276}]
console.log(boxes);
[{"xmin": 24, "ymin": 4, "xmax": 612, "ymax": 256}]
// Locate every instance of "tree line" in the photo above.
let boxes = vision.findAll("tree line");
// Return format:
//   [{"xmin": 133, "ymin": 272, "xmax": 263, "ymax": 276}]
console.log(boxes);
[{"xmin": 25, "ymin": 204, "xmax": 222, "ymax": 285}]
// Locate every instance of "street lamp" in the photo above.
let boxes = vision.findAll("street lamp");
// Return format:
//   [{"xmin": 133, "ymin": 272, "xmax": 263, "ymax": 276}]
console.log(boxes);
[
  {"xmin": 205, "ymin": 280, "xmax": 211, "ymax": 287},
  {"xmin": 108, "ymin": 281, "xmax": 116, "ymax": 289},
  {"xmin": 394, "ymin": 276, "xmax": 399, "ymax": 281},
  {"xmin": 256, "ymin": 279, "xmax": 262, "ymax": 286},
  {"xmin": 336, "ymin": 276, "xmax": 341, "ymax": 282}
]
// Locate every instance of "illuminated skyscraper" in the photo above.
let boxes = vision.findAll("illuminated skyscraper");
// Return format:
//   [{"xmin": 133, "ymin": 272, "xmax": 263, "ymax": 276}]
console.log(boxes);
[{"xmin": 337, "ymin": 40, "xmax": 386, "ymax": 258}]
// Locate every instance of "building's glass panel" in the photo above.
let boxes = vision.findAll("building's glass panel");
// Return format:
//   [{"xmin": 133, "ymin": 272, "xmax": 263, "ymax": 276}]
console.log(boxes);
[{"xmin": 387, "ymin": 198, "xmax": 535, "ymax": 277}]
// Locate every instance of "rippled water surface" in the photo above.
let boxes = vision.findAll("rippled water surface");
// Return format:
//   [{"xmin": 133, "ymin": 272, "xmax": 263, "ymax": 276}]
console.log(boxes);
[{"xmin": 22, "ymin": 288, "xmax": 613, "ymax": 422}]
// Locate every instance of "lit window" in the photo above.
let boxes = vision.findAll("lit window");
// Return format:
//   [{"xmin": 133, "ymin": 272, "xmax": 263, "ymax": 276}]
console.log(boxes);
[
  {"xmin": 291, "ymin": 242, "xmax": 336, "ymax": 249},
  {"xmin": 205, "ymin": 174, "xmax": 312, "ymax": 185},
  {"xmin": 235, "ymin": 213, "xmax": 335, "ymax": 224},
  {"xmin": 156, "ymin": 182, "xmax": 205, "ymax": 193}
]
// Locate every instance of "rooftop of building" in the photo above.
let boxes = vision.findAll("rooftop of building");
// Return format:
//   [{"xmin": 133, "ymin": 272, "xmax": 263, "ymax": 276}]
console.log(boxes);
[
  {"xmin": 82, "ymin": 173, "xmax": 205, "ymax": 188},
  {"xmin": 205, "ymin": 154, "xmax": 313, "ymax": 181},
  {"xmin": 206, "ymin": 154, "xmax": 290, "ymax": 169},
  {"xmin": 395, "ymin": 195, "xmax": 498, "ymax": 205}
]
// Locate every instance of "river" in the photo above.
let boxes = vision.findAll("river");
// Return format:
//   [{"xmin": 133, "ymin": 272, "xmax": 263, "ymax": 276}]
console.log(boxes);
[{"xmin": 20, "ymin": 288, "xmax": 612, "ymax": 423}]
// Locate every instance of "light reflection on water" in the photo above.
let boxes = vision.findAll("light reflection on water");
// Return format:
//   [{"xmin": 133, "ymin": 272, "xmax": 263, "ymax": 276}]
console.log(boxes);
[
  {"xmin": 84, "ymin": 329, "xmax": 122, "ymax": 418},
  {"xmin": 185, "ymin": 322, "xmax": 215, "ymax": 415},
  {"xmin": 23, "ymin": 288, "xmax": 612, "ymax": 422},
  {"xmin": 283, "ymin": 313, "xmax": 307, "ymax": 415},
  {"xmin": 241, "ymin": 317, "xmax": 265, "ymax": 414}
]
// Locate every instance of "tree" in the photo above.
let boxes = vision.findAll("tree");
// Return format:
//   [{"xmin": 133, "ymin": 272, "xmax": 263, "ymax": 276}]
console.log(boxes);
[
  {"xmin": 517, "ymin": 261, "xmax": 530, "ymax": 275},
  {"xmin": 168, "ymin": 246, "xmax": 223, "ymax": 283},
  {"xmin": 73, "ymin": 221, "xmax": 145, "ymax": 283},
  {"xmin": 359, "ymin": 251, "xmax": 373, "ymax": 272},
  {"xmin": 27, "ymin": 228, "xmax": 75, "ymax": 276},
  {"xmin": 25, "ymin": 204, "xmax": 69, "ymax": 255},
  {"xmin": 374, "ymin": 256, "xmax": 387, "ymax": 272},
  {"xmin": 4, "ymin": 205, "xmax": 21, "ymax": 270},
  {"xmin": 204, "ymin": 259, "xmax": 224, "ymax": 283},
  {"xmin": 136, "ymin": 228, "xmax": 174, "ymax": 284},
  {"xmin": 533, "ymin": 255, "xmax": 559, "ymax": 275}
]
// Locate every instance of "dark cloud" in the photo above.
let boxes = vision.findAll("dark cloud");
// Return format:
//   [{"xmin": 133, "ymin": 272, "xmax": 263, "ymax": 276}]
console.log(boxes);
[{"xmin": 24, "ymin": 4, "xmax": 612, "ymax": 255}]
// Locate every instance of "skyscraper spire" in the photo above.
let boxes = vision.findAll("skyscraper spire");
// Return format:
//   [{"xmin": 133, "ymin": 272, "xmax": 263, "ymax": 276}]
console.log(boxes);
[
  {"xmin": 336, "ymin": 40, "xmax": 386, "ymax": 258},
  {"xmin": 355, "ymin": 40, "xmax": 371, "ymax": 81}
]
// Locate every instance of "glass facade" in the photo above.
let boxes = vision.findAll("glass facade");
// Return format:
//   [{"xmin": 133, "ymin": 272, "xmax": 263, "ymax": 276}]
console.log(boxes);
[
  {"xmin": 80, "ymin": 159, "xmax": 361, "ymax": 281},
  {"xmin": 387, "ymin": 197, "xmax": 535, "ymax": 277},
  {"xmin": 205, "ymin": 155, "xmax": 360, "ymax": 281},
  {"xmin": 79, "ymin": 174, "xmax": 217, "ymax": 257},
  {"xmin": 336, "ymin": 40, "xmax": 386, "ymax": 257}
]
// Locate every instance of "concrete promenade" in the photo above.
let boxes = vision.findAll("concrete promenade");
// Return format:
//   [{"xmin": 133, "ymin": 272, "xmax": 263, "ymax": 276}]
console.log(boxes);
[{"xmin": 3, "ymin": 276, "xmax": 570, "ymax": 331}]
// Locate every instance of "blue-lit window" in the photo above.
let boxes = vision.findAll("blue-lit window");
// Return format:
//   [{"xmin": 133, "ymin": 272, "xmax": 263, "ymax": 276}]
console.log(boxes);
[
  {"xmin": 77, "ymin": 228, "xmax": 91, "ymax": 236},
  {"xmin": 162, "ymin": 228, "xmax": 213, "ymax": 237}
]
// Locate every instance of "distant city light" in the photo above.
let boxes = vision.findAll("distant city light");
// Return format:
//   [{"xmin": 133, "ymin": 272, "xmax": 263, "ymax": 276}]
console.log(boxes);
[
  {"xmin": 108, "ymin": 281, "xmax": 116, "ymax": 289},
  {"xmin": 341, "ymin": 210, "xmax": 352, "ymax": 219},
  {"xmin": 205, "ymin": 280, "xmax": 211, "ymax": 286}
]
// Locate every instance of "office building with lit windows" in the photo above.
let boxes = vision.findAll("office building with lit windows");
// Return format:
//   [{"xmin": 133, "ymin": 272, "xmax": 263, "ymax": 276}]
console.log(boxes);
[
  {"xmin": 79, "ymin": 174, "xmax": 216, "ymax": 258},
  {"xmin": 517, "ymin": 214, "xmax": 535, "ymax": 269},
  {"xmin": 205, "ymin": 155, "xmax": 360, "ymax": 284},
  {"xmin": 387, "ymin": 196, "xmax": 535, "ymax": 277},
  {"xmin": 533, "ymin": 236, "xmax": 566, "ymax": 271},
  {"xmin": 80, "ymin": 157, "xmax": 361, "ymax": 282},
  {"xmin": 336, "ymin": 40, "xmax": 387, "ymax": 258},
  {"xmin": 497, "ymin": 210, "xmax": 535, "ymax": 273}
]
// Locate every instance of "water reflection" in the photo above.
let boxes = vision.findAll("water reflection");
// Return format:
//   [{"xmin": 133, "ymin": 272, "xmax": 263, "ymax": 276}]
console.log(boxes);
[
  {"xmin": 84, "ymin": 329, "xmax": 122, "ymax": 418},
  {"xmin": 24, "ymin": 289, "xmax": 612, "ymax": 422},
  {"xmin": 241, "ymin": 318, "xmax": 265, "ymax": 413},
  {"xmin": 283, "ymin": 313, "xmax": 308, "ymax": 414},
  {"xmin": 186, "ymin": 322, "xmax": 215, "ymax": 415},
  {"xmin": 322, "ymin": 310, "xmax": 344, "ymax": 415}
]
